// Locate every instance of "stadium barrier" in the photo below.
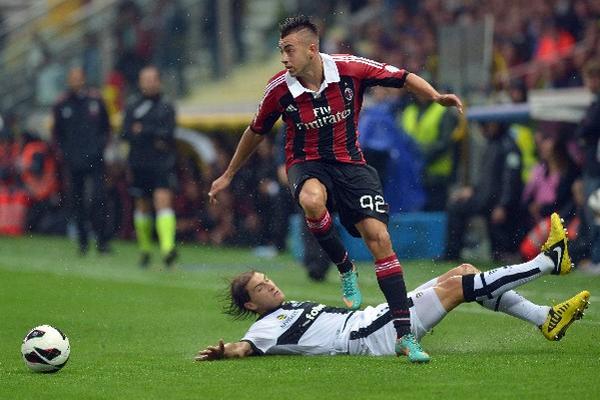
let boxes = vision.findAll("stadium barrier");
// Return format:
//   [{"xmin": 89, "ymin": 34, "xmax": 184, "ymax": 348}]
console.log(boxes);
[{"xmin": 288, "ymin": 212, "xmax": 447, "ymax": 262}]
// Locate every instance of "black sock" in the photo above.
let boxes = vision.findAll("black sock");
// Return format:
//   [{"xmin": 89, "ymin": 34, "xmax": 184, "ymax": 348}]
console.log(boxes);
[
  {"xmin": 376, "ymin": 254, "xmax": 411, "ymax": 338},
  {"xmin": 306, "ymin": 211, "xmax": 352, "ymax": 274}
]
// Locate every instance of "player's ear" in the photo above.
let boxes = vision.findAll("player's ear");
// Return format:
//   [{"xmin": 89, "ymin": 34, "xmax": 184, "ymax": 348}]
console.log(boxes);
[{"xmin": 244, "ymin": 301, "xmax": 258, "ymax": 312}]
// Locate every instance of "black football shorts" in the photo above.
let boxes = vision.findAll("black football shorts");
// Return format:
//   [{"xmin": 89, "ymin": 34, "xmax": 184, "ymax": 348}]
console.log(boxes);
[
  {"xmin": 129, "ymin": 167, "xmax": 178, "ymax": 198},
  {"xmin": 287, "ymin": 161, "xmax": 389, "ymax": 237}
]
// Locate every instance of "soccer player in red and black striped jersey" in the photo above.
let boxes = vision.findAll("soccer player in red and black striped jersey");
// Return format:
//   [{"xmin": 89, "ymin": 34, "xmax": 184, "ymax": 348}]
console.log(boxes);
[{"xmin": 208, "ymin": 15, "xmax": 463, "ymax": 363}]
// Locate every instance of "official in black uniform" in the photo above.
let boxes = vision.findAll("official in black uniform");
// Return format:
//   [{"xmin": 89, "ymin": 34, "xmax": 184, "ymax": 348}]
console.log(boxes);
[
  {"xmin": 122, "ymin": 66, "xmax": 177, "ymax": 267},
  {"xmin": 52, "ymin": 67, "xmax": 111, "ymax": 254}
]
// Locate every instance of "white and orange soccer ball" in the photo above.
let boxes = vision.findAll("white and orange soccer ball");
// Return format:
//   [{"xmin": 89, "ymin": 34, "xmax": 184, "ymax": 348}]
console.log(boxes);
[{"xmin": 21, "ymin": 325, "xmax": 70, "ymax": 373}]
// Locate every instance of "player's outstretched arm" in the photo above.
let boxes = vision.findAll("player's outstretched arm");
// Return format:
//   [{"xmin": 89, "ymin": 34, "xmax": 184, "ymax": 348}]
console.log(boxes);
[
  {"xmin": 404, "ymin": 73, "xmax": 464, "ymax": 114},
  {"xmin": 195, "ymin": 339, "xmax": 254, "ymax": 361},
  {"xmin": 208, "ymin": 126, "xmax": 265, "ymax": 204}
]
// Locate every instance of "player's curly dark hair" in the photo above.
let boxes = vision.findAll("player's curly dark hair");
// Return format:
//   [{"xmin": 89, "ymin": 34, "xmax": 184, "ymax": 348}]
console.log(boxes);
[
  {"xmin": 222, "ymin": 270, "xmax": 258, "ymax": 320},
  {"xmin": 279, "ymin": 15, "xmax": 318, "ymax": 38}
]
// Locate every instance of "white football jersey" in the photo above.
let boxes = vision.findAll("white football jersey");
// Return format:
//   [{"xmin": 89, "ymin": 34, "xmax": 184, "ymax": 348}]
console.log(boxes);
[
  {"xmin": 241, "ymin": 289, "xmax": 434, "ymax": 357},
  {"xmin": 241, "ymin": 301, "xmax": 356, "ymax": 356}
]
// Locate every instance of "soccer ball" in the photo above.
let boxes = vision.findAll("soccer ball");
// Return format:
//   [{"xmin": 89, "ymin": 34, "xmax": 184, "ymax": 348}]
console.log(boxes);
[{"xmin": 21, "ymin": 325, "xmax": 70, "ymax": 373}]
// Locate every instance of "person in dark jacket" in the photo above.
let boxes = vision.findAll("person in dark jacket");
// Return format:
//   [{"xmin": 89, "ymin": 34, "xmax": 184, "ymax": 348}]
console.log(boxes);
[
  {"xmin": 575, "ymin": 60, "xmax": 600, "ymax": 265},
  {"xmin": 122, "ymin": 66, "xmax": 177, "ymax": 268},
  {"xmin": 52, "ymin": 67, "xmax": 111, "ymax": 254},
  {"xmin": 444, "ymin": 121, "xmax": 523, "ymax": 261}
]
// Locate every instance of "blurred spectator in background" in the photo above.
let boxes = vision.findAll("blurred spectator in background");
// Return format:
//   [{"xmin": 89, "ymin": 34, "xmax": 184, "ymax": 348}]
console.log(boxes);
[
  {"xmin": 29, "ymin": 34, "xmax": 65, "ymax": 107},
  {"xmin": 150, "ymin": 0, "xmax": 188, "ymax": 96},
  {"xmin": 399, "ymin": 86, "xmax": 461, "ymax": 211},
  {"xmin": 506, "ymin": 80, "xmax": 537, "ymax": 183},
  {"xmin": 19, "ymin": 130, "xmax": 61, "ymax": 234},
  {"xmin": 82, "ymin": 32, "xmax": 103, "ymax": 89},
  {"xmin": 52, "ymin": 67, "xmax": 111, "ymax": 254},
  {"xmin": 359, "ymin": 87, "xmax": 425, "ymax": 213},
  {"xmin": 521, "ymin": 178, "xmax": 589, "ymax": 263},
  {"xmin": 445, "ymin": 121, "xmax": 523, "ymax": 262},
  {"xmin": 174, "ymin": 167, "xmax": 204, "ymax": 242},
  {"xmin": 358, "ymin": 87, "xmax": 399, "ymax": 187},
  {"xmin": 0, "ymin": 114, "xmax": 18, "ymax": 185},
  {"xmin": 122, "ymin": 66, "xmax": 177, "ymax": 268},
  {"xmin": 576, "ymin": 59, "xmax": 600, "ymax": 267},
  {"xmin": 244, "ymin": 137, "xmax": 287, "ymax": 255},
  {"xmin": 114, "ymin": 0, "xmax": 147, "ymax": 88},
  {"xmin": 0, "ymin": 11, "xmax": 6, "ymax": 60},
  {"xmin": 521, "ymin": 129, "xmax": 580, "ymax": 228}
]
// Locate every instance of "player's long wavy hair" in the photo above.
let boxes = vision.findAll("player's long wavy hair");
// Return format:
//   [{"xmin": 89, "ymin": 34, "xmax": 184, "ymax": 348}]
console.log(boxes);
[{"xmin": 222, "ymin": 270, "xmax": 258, "ymax": 320}]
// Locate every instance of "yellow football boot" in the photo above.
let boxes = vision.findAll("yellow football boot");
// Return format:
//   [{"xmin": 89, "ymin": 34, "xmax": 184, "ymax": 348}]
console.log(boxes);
[
  {"xmin": 540, "ymin": 290, "xmax": 590, "ymax": 341},
  {"xmin": 541, "ymin": 213, "xmax": 573, "ymax": 275}
]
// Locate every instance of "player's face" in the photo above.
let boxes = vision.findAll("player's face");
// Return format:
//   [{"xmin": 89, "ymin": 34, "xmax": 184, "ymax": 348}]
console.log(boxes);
[
  {"xmin": 245, "ymin": 272, "xmax": 285, "ymax": 314},
  {"xmin": 279, "ymin": 31, "xmax": 316, "ymax": 77}
]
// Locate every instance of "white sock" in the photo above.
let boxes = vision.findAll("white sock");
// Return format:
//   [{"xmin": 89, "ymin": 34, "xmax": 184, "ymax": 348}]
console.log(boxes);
[
  {"xmin": 411, "ymin": 287, "xmax": 448, "ymax": 340},
  {"xmin": 466, "ymin": 253, "xmax": 553, "ymax": 302},
  {"xmin": 478, "ymin": 290, "xmax": 550, "ymax": 326}
]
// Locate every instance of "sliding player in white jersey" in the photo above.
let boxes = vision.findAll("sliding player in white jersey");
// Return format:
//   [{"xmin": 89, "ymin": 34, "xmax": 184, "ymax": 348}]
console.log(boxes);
[{"xmin": 196, "ymin": 214, "xmax": 590, "ymax": 361}]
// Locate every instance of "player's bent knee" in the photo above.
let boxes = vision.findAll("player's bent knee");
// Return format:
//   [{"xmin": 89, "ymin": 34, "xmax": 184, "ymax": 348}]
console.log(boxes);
[
  {"xmin": 298, "ymin": 189, "xmax": 326, "ymax": 214},
  {"xmin": 437, "ymin": 276, "xmax": 465, "ymax": 305},
  {"xmin": 457, "ymin": 263, "xmax": 480, "ymax": 275}
]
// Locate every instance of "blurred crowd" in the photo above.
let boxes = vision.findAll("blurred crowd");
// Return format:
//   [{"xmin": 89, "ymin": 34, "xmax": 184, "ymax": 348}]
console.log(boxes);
[
  {"xmin": 3, "ymin": 0, "xmax": 600, "ymax": 272},
  {"xmin": 315, "ymin": 0, "xmax": 600, "ymax": 94}
]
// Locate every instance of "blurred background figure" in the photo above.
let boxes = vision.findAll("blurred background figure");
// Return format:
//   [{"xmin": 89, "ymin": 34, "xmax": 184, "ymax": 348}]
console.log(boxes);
[
  {"xmin": 521, "ymin": 128, "xmax": 580, "ymax": 229},
  {"xmin": 122, "ymin": 66, "xmax": 177, "ymax": 268},
  {"xmin": 399, "ymin": 85, "xmax": 461, "ymax": 211},
  {"xmin": 2, "ymin": 0, "xmax": 600, "ymax": 270},
  {"xmin": 576, "ymin": 59, "xmax": 600, "ymax": 269},
  {"xmin": 444, "ymin": 122, "xmax": 523, "ymax": 262},
  {"xmin": 52, "ymin": 67, "xmax": 111, "ymax": 255}
]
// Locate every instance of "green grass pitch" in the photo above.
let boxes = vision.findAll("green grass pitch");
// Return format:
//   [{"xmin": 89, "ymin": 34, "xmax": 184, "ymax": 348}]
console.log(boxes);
[{"xmin": 1, "ymin": 235, "xmax": 599, "ymax": 399}]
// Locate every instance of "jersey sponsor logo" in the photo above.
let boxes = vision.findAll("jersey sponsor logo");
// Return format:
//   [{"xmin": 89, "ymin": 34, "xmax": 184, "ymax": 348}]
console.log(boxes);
[
  {"xmin": 278, "ymin": 311, "xmax": 300, "ymax": 329},
  {"xmin": 302, "ymin": 303, "xmax": 326, "ymax": 327},
  {"xmin": 295, "ymin": 108, "xmax": 351, "ymax": 131}
]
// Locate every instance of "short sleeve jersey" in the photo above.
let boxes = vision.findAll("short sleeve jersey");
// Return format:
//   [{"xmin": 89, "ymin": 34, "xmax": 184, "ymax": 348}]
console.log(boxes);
[
  {"xmin": 241, "ymin": 301, "xmax": 354, "ymax": 356},
  {"xmin": 250, "ymin": 53, "xmax": 409, "ymax": 169}
]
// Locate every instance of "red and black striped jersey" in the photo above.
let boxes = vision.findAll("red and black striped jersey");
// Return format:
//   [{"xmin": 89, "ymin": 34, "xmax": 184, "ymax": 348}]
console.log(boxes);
[{"xmin": 250, "ymin": 53, "xmax": 409, "ymax": 169}]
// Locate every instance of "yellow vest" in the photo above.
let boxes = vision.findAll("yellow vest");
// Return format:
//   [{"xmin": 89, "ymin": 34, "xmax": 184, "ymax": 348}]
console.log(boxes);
[
  {"xmin": 401, "ymin": 103, "xmax": 452, "ymax": 177},
  {"xmin": 510, "ymin": 123, "xmax": 536, "ymax": 183}
]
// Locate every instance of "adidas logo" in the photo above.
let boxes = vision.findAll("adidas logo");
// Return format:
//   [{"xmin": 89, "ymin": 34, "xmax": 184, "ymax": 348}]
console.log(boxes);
[{"xmin": 286, "ymin": 104, "xmax": 298, "ymax": 113}]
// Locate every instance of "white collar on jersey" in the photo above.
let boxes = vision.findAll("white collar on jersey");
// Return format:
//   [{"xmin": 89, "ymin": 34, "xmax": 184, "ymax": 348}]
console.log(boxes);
[{"xmin": 285, "ymin": 53, "xmax": 340, "ymax": 98}]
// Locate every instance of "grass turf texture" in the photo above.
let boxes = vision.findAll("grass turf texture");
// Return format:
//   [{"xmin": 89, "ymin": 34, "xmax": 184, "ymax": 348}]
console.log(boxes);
[{"xmin": 1, "ymin": 235, "xmax": 599, "ymax": 400}]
